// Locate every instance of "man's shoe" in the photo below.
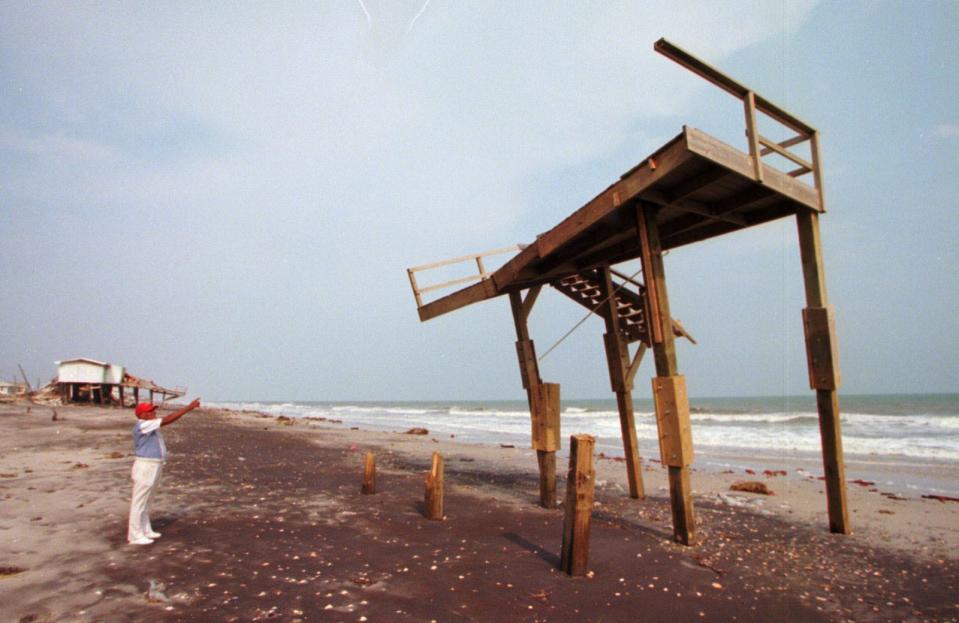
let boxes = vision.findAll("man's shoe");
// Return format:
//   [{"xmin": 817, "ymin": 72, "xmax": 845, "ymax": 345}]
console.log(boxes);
[
  {"xmin": 146, "ymin": 531, "xmax": 161, "ymax": 539},
  {"xmin": 129, "ymin": 537, "xmax": 154, "ymax": 545}
]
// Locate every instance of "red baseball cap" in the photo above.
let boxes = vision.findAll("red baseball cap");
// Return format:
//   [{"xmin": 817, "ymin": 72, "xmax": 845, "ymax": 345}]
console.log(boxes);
[{"xmin": 134, "ymin": 403, "xmax": 157, "ymax": 417}]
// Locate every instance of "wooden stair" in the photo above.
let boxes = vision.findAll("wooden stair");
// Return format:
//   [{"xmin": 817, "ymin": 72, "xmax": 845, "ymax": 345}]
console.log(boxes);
[{"xmin": 551, "ymin": 269, "xmax": 694, "ymax": 346}]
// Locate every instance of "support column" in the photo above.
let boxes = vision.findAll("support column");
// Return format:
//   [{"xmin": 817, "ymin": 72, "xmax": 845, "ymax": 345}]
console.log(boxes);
[
  {"xmin": 509, "ymin": 288, "xmax": 558, "ymax": 508},
  {"xmin": 597, "ymin": 265, "xmax": 645, "ymax": 499},
  {"xmin": 637, "ymin": 204, "xmax": 696, "ymax": 546},
  {"xmin": 797, "ymin": 210, "xmax": 850, "ymax": 534},
  {"xmin": 134, "ymin": 387, "xmax": 140, "ymax": 405}
]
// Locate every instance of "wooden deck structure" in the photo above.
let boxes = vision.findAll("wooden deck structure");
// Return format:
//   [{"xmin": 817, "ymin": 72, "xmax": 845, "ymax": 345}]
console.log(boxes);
[{"xmin": 407, "ymin": 39, "xmax": 848, "ymax": 545}]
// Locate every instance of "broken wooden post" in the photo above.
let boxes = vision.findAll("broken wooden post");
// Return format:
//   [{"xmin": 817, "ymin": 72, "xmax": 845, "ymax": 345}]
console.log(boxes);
[
  {"xmin": 560, "ymin": 434, "xmax": 596, "ymax": 576},
  {"xmin": 508, "ymin": 288, "xmax": 559, "ymax": 508},
  {"xmin": 797, "ymin": 209, "xmax": 850, "ymax": 535},
  {"xmin": 597, "ymin": 264, "xmax": 645, "ymax": 499},
  {"xmin": 424, "ymin": 452, "xmax": 444, "ymax": 520},
  {"xmin": 361, "ymin": 451, "xmax": 376, "ymax": 494},
  {"xmin": 638, "ymin": 203, "xmax": 697, "ymax": 546}
]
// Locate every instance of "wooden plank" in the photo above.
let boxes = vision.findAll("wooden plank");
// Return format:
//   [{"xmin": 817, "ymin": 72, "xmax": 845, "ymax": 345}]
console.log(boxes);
[
  {"xmin": 361, "ymin": 452, "xmax": 376, "ymax": 494},
  {"xmin": 796, "ymin": 211, "xmax": 827, "ymax": 307},
  {"xmin": 802, "ymin": 306, "xmax": 841, "ymax": 391},
  {"xmin": 408, "ymin": 245, "xmax": 520, "ymax": 272},
  {"xmin": 652, "ymin": 375, "xmax": 693, "ymax": 467},
  {"xmin": 744, "ymin": 92, "xmax": 764, "ymax": 182},
  {"xmin": 536, "ymin": 450, "xmax": 557, "ymax": 508},
  {"xmin": 417, "ymin": 273, "xmax": 489, "ymax": 295},
  {"xmin": 559, "ymin": 434, "xmax": 596, "ymax": 576},
  {"xmin": 417, "ymin": 279, "xmax": 498, "ymax": 322},
  {"xmin": 626, "ymin": 343, "xmax": 647, "ymax": 387},
  {"xmin": 654, "ymin": 38, "xmax": 816, "ymax": 136},
  {"xmin": 685, "ymin": 127, "xmax": 821, "ymax": 212},
  {"xmin": 407, "ymin": 269, "xmax": 423, "ymax": 308},
  {"xmin": 815, "ymin": 389, "xmax": 850, "ymax": 534},
  {"xmin": 531, "ymin": 382, "xmax": 561, "ymax": 452},
  {"xmin": 810, "ymin": 130, "xmax": 826, "ymax": 211},
  {"xmin": 760, "ymin": 134, "xmax": 808, "ymax": 156},
  {"xmin": 758, "ymin": 134, "xmax": 813, "ymax": 171},
  {"xmin": 424, "ymin": 453, "xmax": 444, "ymax": 520},
  {"xmin": 521, "ymin": 285, "xmax": 542, "ymax": 321}
]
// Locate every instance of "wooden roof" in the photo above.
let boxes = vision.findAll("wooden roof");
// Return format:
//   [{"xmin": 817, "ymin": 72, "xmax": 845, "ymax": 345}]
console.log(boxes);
[{"xmin": 418, "ymin": 125, "xmax": 822, "ymax": 322}]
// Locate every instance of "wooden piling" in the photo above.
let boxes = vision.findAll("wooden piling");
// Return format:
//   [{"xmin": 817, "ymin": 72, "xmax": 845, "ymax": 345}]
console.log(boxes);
[
  {"xmin": 508, "ymin": 289, "xmax": 559, "ymax": 508},
  {"xmin": 424, "ymin": 452, "xmax": 444, "ymax": 520},
  {"xmin": 797, "ymin": 209, "xmax": 850, "ymax": 535},
  {"xmin": 598, "ymin": 264, "xmax": 645, "ymax": 499},
  {"xmin": 361, "ymin": 451, "xmax": 376, "ymax": 494},
  {"xmin": 560, "ymin": 434, "xmax": 596, "ymax": 576},
  {"xmin": 638, "ymin": 203, "xmax": 697, "ymax": 546}
]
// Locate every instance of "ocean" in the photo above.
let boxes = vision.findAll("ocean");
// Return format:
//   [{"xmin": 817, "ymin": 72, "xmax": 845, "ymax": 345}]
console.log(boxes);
[{"xmin": 208, "ymin": 394, "xmax": 959, "ymax": 470}]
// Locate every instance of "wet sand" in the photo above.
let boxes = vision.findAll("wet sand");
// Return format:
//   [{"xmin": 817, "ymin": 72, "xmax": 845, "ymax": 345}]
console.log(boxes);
[{"xmin": 1, "ymin": 401, "xmax": 957, "ymax": 622}]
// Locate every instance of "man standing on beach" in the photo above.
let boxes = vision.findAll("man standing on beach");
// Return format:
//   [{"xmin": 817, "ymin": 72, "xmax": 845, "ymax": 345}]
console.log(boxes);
[{"xmin": 128, "ymin": 398, "xmax": 200, "ymax": 545}]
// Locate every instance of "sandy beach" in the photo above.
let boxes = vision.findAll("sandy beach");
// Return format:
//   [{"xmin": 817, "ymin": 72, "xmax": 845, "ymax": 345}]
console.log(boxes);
[{"xmin": 1, "ymin": 400, "xmax": 957, "ymax": 622}]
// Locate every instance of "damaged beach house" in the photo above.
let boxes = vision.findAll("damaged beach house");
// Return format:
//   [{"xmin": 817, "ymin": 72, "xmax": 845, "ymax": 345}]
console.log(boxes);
[{"xmin": 53, "ymin": 357, "xmax": 185, "ymax": 407}]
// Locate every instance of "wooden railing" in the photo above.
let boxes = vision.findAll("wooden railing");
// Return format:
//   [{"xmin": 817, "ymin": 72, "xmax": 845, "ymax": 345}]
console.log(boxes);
[
  {"xmin": 655, "ymin": 38, "xmax": 825, "ymax": 207},
  {"xmin": 406, "ymin": 245, "xmax": 521, "ymax": 309}
]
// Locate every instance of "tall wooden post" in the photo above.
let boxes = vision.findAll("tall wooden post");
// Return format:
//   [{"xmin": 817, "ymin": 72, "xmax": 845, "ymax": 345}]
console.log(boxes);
[
  {"xmin": 134, "ymin": 387, "xmax": 139, "ymax": 405},
  {"xmin": 597, "ymin": 265, "xmax": 645, "ymax": 499},
  {"xmin": 637, "ymin": 204, "xmax": 696, "ymax": 546},
  {"xmin": 560, "ymin": 434, "xmax": 596, "ymax": 576},
  {"xmin": 509, "ymin": 288, "xmax": 559, "ymax": 508},
  {"xmin": 796, "ymin": 209, "xmax": 850, "ymax": 534}
]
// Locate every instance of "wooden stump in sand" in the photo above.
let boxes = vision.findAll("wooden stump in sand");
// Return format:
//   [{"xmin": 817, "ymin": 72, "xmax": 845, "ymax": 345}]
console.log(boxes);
[
  {"xmin": 424, "ymin": 452, "xmax": 444, "ymax": 520},
  {"xmin": 361, "ymin": 451, "xmax": 376, "ymax": 494},
  {"xmin": 560, "ymin": 434, "xmax": 595, "ymax": 576}
]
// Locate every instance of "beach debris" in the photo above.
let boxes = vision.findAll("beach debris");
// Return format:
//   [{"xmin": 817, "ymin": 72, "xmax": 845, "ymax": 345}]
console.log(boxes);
[
  {"xmin": 105, "ymin": 451, "xmax": 125, "ymax": 459},
  {"xmin": 730, "ymin": 481, "xmax": 774, "ymax": 495},
  {"xmin": 276, "ymin": 416, "xmax": 295, "ymax": 425},
  {"xmin": 499, "ymin": 444, "xmax": 515, "ymax": 449},
  {"xmin": 0, "ymin": 566, "xmax": 27, "ymax": 577},
  {"xmin": 850, "ymin": 479, "xmax": 875, "ymax": 487},
  {"xmin": 50, "ymin": 409, "xmax": 57, "ymax": 421},
  {"xmin": 146, "ymin": 579, "xmax": 171, "ymax": 603},
  {"xmin": 763, "ymin": 470, "xmax": 787, "ymax": 477},
  {"xmin": 921, "ymin": 494, "xmax": 959, "ymax": 503},
  {"xmin": 404, "ymin": 428, "xmax": 429, "ymax": 435},
  {"xmin": 881, "ymin": 492, "xmax": 908, "ymax": 501},
  {"xmin": 71, "ymin": 463, "xmax": 89, "ymax": 470}
]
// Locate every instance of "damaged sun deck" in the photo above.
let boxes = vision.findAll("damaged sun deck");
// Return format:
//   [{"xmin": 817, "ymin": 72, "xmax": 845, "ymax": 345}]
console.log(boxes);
[{"xmin": 415, "ymin": 123, "xmax": 823, "ymax": 323}]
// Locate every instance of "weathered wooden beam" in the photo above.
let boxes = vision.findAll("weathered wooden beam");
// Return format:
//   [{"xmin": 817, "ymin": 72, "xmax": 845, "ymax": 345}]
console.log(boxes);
[
  {"xmin": 598, "ymin": 265, "xmax": 645, "ymax": 499},
  {"xmin": 418, "ymin": 279, "xmax": 498, "ymax": 322},
  {"xmin": 424, "ymin": 452, "xmax": 444, "ymax": 520},
  {"xmin": 637, "ymin": 203, "xmax": 697, "ymax": 546},
  {"xmin": 654, "ymin": 38, "xmax": 816, "ymax": 136},
  {"xmin": 796, "ymin": 210, "xmax": 849, "ymax": 535},
  {"xmin": 509, "ymin": 291, "xmax": 557, "ymax": 508},
  {"xmin": 560, "ymin": 434, "xmax": 596, "ymax": 576},
  {"xmin": 361, "ymin": 451, "xmax": 376, "ymax": 495}
]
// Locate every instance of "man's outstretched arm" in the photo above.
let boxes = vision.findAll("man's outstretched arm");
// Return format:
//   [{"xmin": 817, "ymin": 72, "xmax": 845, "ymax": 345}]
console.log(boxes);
[{"xmin": 161, "ymin": 398, "xmax": 201, "ymax": 427}]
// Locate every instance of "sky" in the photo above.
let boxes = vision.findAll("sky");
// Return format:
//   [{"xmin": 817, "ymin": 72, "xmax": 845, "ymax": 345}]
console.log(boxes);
[{"xmin": 1, "ymin": 1, "xmax": 957, "ymax": 402}]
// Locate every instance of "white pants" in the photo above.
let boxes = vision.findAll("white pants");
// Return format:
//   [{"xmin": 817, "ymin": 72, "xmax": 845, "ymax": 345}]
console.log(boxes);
[{"xmin": 128, "ymin": 458, "xmax": 163, "ymax": 542}]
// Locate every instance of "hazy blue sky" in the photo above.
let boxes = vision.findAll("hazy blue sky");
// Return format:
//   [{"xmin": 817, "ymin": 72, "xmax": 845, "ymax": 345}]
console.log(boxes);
[{"xmin": 2, "ymin": 1, "xmax": 957, "ymax": 401}]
